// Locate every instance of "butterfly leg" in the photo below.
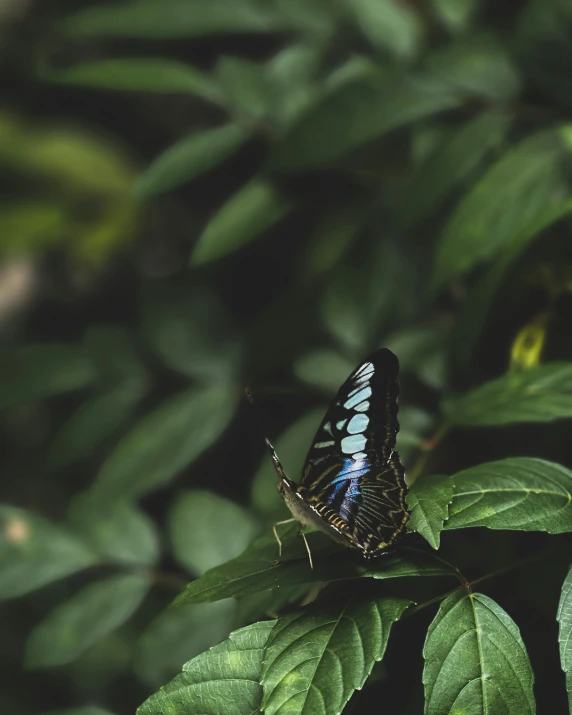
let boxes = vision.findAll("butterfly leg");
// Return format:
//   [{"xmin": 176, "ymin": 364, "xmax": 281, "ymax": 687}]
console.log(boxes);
[
  {"xmin": 272, "ymin": 518, "xmax": 297, "ymax": 557},
  {"xmin": 300, "ymin": 530, "xmax": 314, "ymax": 571}
]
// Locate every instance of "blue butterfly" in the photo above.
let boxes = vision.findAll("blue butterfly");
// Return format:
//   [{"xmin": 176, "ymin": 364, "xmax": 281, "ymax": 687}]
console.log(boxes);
[{"xmin": 266, "ymin": 348, "xmax": 409, "ymax": 567}]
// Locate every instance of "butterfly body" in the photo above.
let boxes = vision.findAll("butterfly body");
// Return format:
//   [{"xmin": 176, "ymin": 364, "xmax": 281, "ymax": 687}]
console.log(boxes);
[{"xmin": 269, "ymin": 348, "xmax": 409, "ymax": 559}]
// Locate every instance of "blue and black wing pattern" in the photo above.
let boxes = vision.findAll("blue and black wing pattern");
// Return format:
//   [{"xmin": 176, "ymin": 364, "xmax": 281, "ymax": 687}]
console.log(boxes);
[{"xmin": 297, "ymin": 348, "xmax": 409, "ymax": 556}]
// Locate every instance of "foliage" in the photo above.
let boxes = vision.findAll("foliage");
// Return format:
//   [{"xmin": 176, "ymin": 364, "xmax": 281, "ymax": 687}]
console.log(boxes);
[{"xmin": 3, "ymin": 0, "xmax": 572, "ymax": 714}]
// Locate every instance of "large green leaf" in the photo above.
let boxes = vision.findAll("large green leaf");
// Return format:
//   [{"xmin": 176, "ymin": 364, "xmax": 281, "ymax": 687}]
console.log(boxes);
[
  {"xmin": 26, "ymin": 574, "xmax": 149, "ymax": 668},
  {"xmin": 0, "ymin": 344, "xmax": 96, "ymax": 408},
  {"xmin": 91, "ymin": 386, "xmax": 239, "ymax": 500},
  {"xmin": 134, "ymin": 599, "xmax": 236, "ymax": 687},
  {"xmin": 191, "ymin": 179, "xmax": 293, "ymax": 266},
  {"xmin": 267, "ymin": 71, "xmax": 459, "ymax": 170},
  {"xmin": 60, "ymin": 0, "xmax": 285, "ymax": 38},
  {"xmin": 424, "ymin": 34, "xmax": 521, "ymax": 101},
  {"xmin": 250, "ymin": 407, "xmax": 327, "ymax": 522},
  {"xmin": 0, "ymin": 507, "xmax": 96, "ymax": 600},
  {"xmin": 215, "ymin": 56, "xmax": 272, "ymax": 121},
  {"xmin": 136, "ymin": 620, "xmax": 275, "ymax": 715},
  {"xmin": 398, "ymin": 110, "xmax": 511, "ymax": 229},
  {"xmin": 175, "ymin": 529, "xmax": 457, "ymax": 604},
  {"xmin": 140, "ymin": 282, "xmax": 242, "ymax": 382},
  {"xmin": 41, "ymin": 59, "xmax": 222, "ymax": 102},
  {"xmin": 407, "ymin": 475, "xmax": 453, "ymax": 549},
  {"xmin": 445, "ymin": 458, "xmax": 572, "ymax": 533},
  {"xmin": 431, "ymin": 127, "xmax": 570, "ymax": 291},
  {"xmin": 169, "ymin": 490, "xmax": 259, "ymax": 575},
  {"xmin": 431, "ymin": 0, "xmax": 478, "ymax": 33},
  {"xmin": 261, "ymin": 597, "xmax": 411, "ymax": 715},
  {"xmin": 67, "ymin": 494, "xmax": 159, "ymax": 566},
  {"xmin": 294, "ymin": 349, "xmax": 356, "ymax": 393},
  {"xmin": 47, "ymin": 382, "xmax": 144, "ymax": 470},
  {"xmin": 423, "ymin": 591, "xmax": 535, "ymax": 714},
  {"xmin": 445, "ymin": 362, "xmax": 572, "ymax": 426},
  {"xmin": 347, "ymin": 0, "xmax": 420, "ymax": 60},
  {"xmin": 133, "ymin": 124, "xmax": 247, "ymax": 198},
  {"xmin": 557, "ymin": 565, "xmax": 572, "ymax": 710}
]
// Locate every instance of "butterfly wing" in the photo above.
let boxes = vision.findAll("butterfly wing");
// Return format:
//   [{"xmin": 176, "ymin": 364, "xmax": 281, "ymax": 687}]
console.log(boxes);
[{"xmin": 298, "ymin": 348, "xmax": 409, "ymax": 556}]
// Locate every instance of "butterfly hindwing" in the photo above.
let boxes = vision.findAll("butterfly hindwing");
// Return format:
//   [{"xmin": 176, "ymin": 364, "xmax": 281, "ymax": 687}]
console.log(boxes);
[{"xmin": 297, "ymin": 348, "xmax": 409, "ymax": 556}]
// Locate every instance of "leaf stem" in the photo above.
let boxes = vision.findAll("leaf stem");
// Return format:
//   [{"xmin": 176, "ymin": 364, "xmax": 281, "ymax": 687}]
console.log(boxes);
[
  {"xmin": 406, "ymin": 424, "xmax": 449, "ymax": 487},
  {"xmin": 406, "ymin": 548, "xmax": 549, "ymax": 618}
]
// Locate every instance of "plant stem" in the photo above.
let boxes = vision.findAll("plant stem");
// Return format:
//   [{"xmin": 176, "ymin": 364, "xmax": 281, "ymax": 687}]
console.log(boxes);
[{"xmin": 406, "ymin": 424, "xmax": 449, "ymax": 487}]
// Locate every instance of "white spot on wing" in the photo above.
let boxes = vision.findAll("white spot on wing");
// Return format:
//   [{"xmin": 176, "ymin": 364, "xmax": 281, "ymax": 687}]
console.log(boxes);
[
  {"xmin": 355, "ymin": 361, "xmax": 374, "ymax": 378},
  {"xmin": 345, "ymin": 386, "xmax": 372, "ymax": 409},
  {"xmin": 354, "ymin": 401, "xmax": 370, "ymax": 413},
  {"xmin": 347, "ymin": 413, "xmax": 369, "ymax": 434},
  {"xmin": 341, "ymin": 434, "xmax": 367, "ymax": 454},
  {"xmin": 336, "ymin": 419, "xmax": 347, "ymax": 431},
  {"xmin": 314, "ymin": 440, "xmax": 334, "ymax": 449}
]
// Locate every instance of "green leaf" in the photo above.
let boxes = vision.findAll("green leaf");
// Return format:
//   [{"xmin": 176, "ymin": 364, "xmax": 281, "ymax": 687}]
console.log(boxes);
[
  {"xmin": 406, "ymin": 474, "xmax": 453, "ymax": 549},
  {"xmin": 430, "ymin": 0, "xmax": 478, "ymax": 33},
  {"xmin": 169, "ymin": 490, "xmax": 259, "ymax": 575},
  {"xmin": 191, "ymin": 179, "xmax": 293, "ymax": 266},
  {"xmin": 385, "ymin": 325, "xmax": 448, "ymax": 390},
  {"xmin": 215, "ymin": 56, "xmax": 271, "ymax": 120},
  {"xmin": 261, "ymin": 596, "xmax": 411, "ymax": 715},
  {"xmin": 60, "ymin": 0, "xmax": 285, "ymax": 38},
  {"xmin": 67, "ymin": 494, "xmax": 159, "ymax": 566},
  {"xmin": 396, "ymin": 405, "xmax": 435, "ymax": 461},
  {"xmin": 0, "ymin": 507, "xmax": 96, "ymax": 600},
  {"xmin": 47, "ymin": 382, "xmax": 144, "ymax": 470},
  {"xmin": 424, "ymin": 34, "xmax": 521, "ymax": 101},
  {"xmin": 91, "ymin": 385, "xmax": 239, "ymax": 500},
  {"xmin": 41, "ymin": 59, "xmax": 222, "ymax": 102},
  {"xmin": 140, "ymin": 282, "xmax": 242, "ymax": 382},
  {"xmin": 250, "ymin": 408, "xmax": 327, "ymax": 521},
  {"xmin": 0, "ymin": 344, "xmax": 96, "ymax": 408},
  {"xmin": 431, "ymin": 128, "xmax": 569, "ymax": 291},
  {"xmin": 347, "ymin": 0, "xmax": 420, "ymax": 60},
  {"xmin": 293, "ymin": 350, "xmax": 356, "ymax": 392},
  {"xmin": 267, "ymin": 72, "xmax": 459, "ymax": 170},
  {"xmin": 26, "ymin": 574, "xmax": 149, "ymax": 668},
  {"xmin": 175, "ymin": 529, "xmax": 457, "ymax": 604},
  {"xmin": 136, "ymin": 620, "xmax": 275, "ymax": 715},
  {"xmin": 134, "ymin": 599, "xmax": 236, "ymax": 687},
  {"xmin": 453, "ymin": 200, "xmax": 572, "ymax": 365},
  {"xmin": 445, "ymin": 362, "xmax": 572, "ymax": 426},
  {"xmin": 557, "ymin": 565, "xmax": 572, "ymax": 710},
  {"xmin": 423, "ymin": 591, "xmax": 535, "ymax": 715},
  {"xmin": 398, "ymin": 110, "xmax": 511, "ymax": 229},
  {"xmin": 445, "ymin": 458, "xmax": 572, "ymax": 533},
  {"xmin": 133, "ymin": 124, "xmax": 247, "ymax": 198}
]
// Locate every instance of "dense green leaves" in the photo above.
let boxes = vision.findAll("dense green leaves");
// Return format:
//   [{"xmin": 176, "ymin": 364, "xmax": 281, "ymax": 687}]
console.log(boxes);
[
  {"xmin": 407, "ymin": 474, "xmax": 453, "ymax": 549},
  {"xmin": 136, "ymin": 620, "xmax": 275, "ymax": 715},
  {"xmin": 557, "ymin": 566, "xmax": 572, "ymax": 709},
  {"xmin": 431, "ymin": 128, "xmax": 571, "ymax": 291},
  {"xmin": 267, "ymin": 72, "xmax": 460, "ymax": 170},
  {"xmin": 26, "ymin": 575, "xmax": 149, "ymax": 667},
  {"xmin": 347, "ymin": 0, "xmax": 420, "ymax": 60},
  {"xmin": 191, "ymin": 179, "xmax": 293, "ymax": 265},
  {"xmin": 446, "ymin": 458, "xmax": 572, "ymax": 533},
  {"xmin": 91, "ymin": 385, "xmax": 238, "ymax": 500},
  {"xmin": 169, "ymin": 490, "xmax": 259, "ymax": 575},
  {"xmin": 175, "ymin": 529, "xmax": 457, "ymax": 604},
  {"xmin": 446, "ymin": 363, "xmax": 572, "ymax": 426},
  {"xmin": 0, "ymin": 344, "xmax": 96, "ymax": 408},
  {"xmin": 133, "ymin": 124, "xmax": 247, "ymax": 198},
  {"xmin": 261, "ymin": 597, "xmax": 411, "ymax": 715},
  {"xmin": 423, "ymin": 591, "xmax": 535, "ymax": 714},
  {"xmin": 0, "ymin": 507, "xmax": 96, "ymax": 600}
]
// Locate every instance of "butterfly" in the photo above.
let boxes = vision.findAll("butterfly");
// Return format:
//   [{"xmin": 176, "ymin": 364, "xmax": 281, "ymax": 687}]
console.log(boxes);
[{"xmin": 265, "ymin": 348, "xmax": 409, "ymax": 567}]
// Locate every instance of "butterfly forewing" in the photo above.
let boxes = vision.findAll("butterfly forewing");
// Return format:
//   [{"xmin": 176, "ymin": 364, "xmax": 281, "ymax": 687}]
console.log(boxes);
[{"xmin": 298, "ymin": 348, "xmax": 408, "ymax": 556}]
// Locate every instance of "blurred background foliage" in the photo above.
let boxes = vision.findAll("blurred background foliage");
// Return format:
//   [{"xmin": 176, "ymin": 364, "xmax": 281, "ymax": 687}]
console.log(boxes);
[{"xmin": 2, "ymin": 0, "xmax": 572, "ymax": 713}]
